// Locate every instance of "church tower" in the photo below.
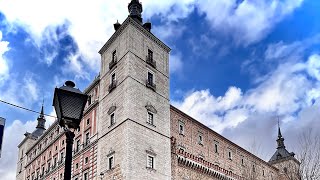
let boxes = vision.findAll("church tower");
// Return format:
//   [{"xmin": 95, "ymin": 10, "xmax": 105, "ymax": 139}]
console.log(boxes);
[
  {"xmin": 269, "ymin": 124, "xmax": 300, "ymax": 180},
  {"xmin": 97, "ymin": 0, "xmax": 171, "ymax": 179},
  {"xmin": 16, "ymin": 105, "xmax": 46, "ymax": 180}
]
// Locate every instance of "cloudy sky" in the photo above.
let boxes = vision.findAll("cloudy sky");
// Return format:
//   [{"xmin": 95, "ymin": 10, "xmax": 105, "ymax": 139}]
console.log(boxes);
[{"xmin": 0, "ymin": 0, "xmax": 320, "ymax": 179}]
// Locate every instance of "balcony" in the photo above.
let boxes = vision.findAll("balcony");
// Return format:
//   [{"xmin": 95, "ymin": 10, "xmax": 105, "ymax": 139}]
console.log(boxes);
[
  {"xmin": 146, "ymin": 80, "xmax": 156, "ymax": 91},
  {"xmin": 146, "ymin": 56, "xmax": 156, "ymax": 69},
  {"xmin": 108, "ymin": 80, "xmax": 117, "ymax": 92},
  {"xmin": 109, "ymin": 57, "xmax": 117, "ymax": 70}
]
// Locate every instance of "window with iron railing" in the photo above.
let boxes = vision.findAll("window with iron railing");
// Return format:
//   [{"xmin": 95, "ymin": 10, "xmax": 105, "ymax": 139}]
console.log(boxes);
[
  {"xmin": 146, "ymin": 49, "xmax": 156, "ymax": 68},
  {"xmin": 109, "ymin": 50, "xmax": 117, "ymax": 70},
  {"xmin": 146, "ymin": 72, "xmax": 156, "ymax": 91},
  {"xmin": 108, "ymin": 73, "xmax": 117, "ymax": 92}
]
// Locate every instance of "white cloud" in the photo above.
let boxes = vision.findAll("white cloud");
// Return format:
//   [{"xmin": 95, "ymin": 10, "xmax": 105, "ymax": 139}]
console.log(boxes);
[
  {"xmin": 0, "ymin": 31, "xmax": 10, "ymax": 84},
  {"xmin": 0, "ymin": 73, "xmax": 40, "ymax": 108},
  {"xmin": 169, "ymin": 52, "xmax": 183, "ymax": 74},
  {"xmin": 0, "ymin": 119, "xmax": 37, "ymax": 180},
  {"xmin": 306, "ymin": 54, "xmax": 320, "ymax": 81},
  {"xmin": 197, "ymin": 0, "xmax": 304, "ymax": 45},
  {"xmin": 173, "ymin": 52, "xmax": 320, "ymax": 159},
  {"xmin": 62, "ymin": 53, "xmax": 90, "ymax": 80}
]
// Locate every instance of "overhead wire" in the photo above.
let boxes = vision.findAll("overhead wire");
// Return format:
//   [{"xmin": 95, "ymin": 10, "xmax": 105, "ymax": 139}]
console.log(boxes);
[{"xmin": 0, "ymin": 99, "xmax": 57, "ymax": 118}]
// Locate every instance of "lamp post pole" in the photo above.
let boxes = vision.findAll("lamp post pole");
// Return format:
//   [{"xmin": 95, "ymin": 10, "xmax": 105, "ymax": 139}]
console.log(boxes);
[{"xmin": 64, "ymin": 129, "xmax": 75, "ymax": 180}]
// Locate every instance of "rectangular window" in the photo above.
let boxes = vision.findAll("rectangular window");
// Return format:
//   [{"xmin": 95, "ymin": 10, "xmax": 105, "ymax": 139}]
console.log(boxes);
[
  {"xmin": 228, "ymin": 151, "xmax": 232, "ymax": 160},
  {"xmin": 148, "ymin": 72, "xmax": 153, "ymax": 84},
  {"xmin": 253, "ymin": 164, "xmax": 256, "ymax": 172},
  {"xmin": 214, "ymin": 143, "xmax": 218, "ymax": 153},
  {"xmin": 148, "ymin": 49, "xmax": 153, "ymax": 60},
  {"xmin": 108, "ymin": 156, "xmax": 114, "ymax": 169},
  {"xmin": 84, "ymin": 173, "xmax": 88, "ymax": 180},
  {"xmin": 85, "ymin": 157, "xmax": 88, "ymax": 164},
  {"xmin": 147, "ymin": 156, "xmax": 154, "ymax": 169},
  {"xmin": 76, "ymin": 140, "xmax": 80, "ymax": 152},
  {"xmin": 112, "ymin": 50, "xmax": 117, "ymax": 62},
  {"xmin": 198, "ymin": 134, "xmax": 203, "ymax": 145},
  {"xmin": 60, "ymin": 152, "xmax": 64, "ymax": 161},
  {"xmin": 110, "ymin": 113, "xmax": 115, "ymax": 126},
  {"xmin": 88, "ymin": 95, "xmax": 91, "ymax": 105},
  {"xmin": 179, "ymin": 121, "xmax": 184, "ymax": 135},
  {"xmin": 147, "ymin": 112, "xmax": 153, "ymax": 125},
  {"xmin": 86, "ymin": 118, "xmax": 90, "ymax": 125},
  {"xmin": 76, "ymin": 163, "xmax": 78, "ymax": 169},
  {"xmin": 111, "ymin": 73, "xmax": 116, "ymax": 83},
  {"xmin": 85, "ymin": 132, "xmax": 90, "ymax": 145},
  {"xmin": 241, "ymin": 158, "xmax": 244, "ymax": 165}
]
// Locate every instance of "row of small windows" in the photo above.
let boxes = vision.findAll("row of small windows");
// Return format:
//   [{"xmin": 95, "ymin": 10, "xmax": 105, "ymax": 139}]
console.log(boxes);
[
  {"xmin": 107, "ymin": 104, "xmax": 157, "ymax": 128},
  {"xmin": 178, "ymin": 120, "xmax": 265, "ymax": 168},
  {"xmin": 109, "ymin": 49, "xmax": 156, "ymax": 70},
  {"xmin": 28, "ymin": 116, "xmax": 92, "ymax": 162}
]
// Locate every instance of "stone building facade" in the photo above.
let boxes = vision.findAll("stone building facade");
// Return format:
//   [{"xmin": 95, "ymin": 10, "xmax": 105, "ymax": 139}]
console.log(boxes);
[{"xmin": 16, "ymin": 1, "xmax": 299, "ymax": 180}]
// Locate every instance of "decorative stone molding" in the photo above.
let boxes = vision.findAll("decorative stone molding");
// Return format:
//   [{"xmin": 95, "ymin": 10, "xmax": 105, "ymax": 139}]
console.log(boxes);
[
  {"xmin": 145, "ymin": 103, "xmax": 157, "ymax": 114},
  {"xmin": 107, "ymin": 105, "xmax": 117, "ymax": 115},
  {"xmin": 176, "ymin": 149, "xmax": 244, "ymax": 180}
]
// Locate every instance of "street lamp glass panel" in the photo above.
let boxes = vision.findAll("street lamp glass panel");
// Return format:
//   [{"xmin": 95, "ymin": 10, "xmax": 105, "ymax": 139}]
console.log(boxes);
[{"xmin": 53, "ymin": 81, "xmax": 88, "ymax": 130}]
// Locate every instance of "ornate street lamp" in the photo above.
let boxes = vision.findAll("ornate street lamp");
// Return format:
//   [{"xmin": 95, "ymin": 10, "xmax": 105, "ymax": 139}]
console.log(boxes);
[{"xmin": 53, "ymin": 81, "xmax": 88, "ymax": 180}]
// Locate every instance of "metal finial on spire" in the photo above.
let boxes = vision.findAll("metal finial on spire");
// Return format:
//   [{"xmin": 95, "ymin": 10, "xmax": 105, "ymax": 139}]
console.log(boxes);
[{"xmin": 277, "ymin": 116, "xmax": 282, "ymax": 138}]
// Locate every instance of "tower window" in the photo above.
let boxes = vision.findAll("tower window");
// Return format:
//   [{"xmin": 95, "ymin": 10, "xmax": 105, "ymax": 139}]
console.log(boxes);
[
  {"xmin": 146, "ymin": 72, "xmax": 156, "ymax": 91},
  {"xmin": 147, "ymin": 155, "xmax": 154, "ymax": 169},
  {"xmin": 86, "ymin": 118, "xmax": 90, "ymax": 125},
  {"xmin": 109, "ymin": 73, "xmax": 117, "ymax": 92},
  {"xmin": 228, "ymin": 151, "xmax": 232, "ymax": 160},
  {"xmin": 108, "ymin": 156, "xmax": 114, "ymax": 169},
  {"xmin": 85, "ymin": 157, "xmax": 88, "ymax": 164},
  {"xmin": 147, "ymin": 112, "xmax": 154, "ymax": 125},
  {"xmin": 148, "ymin": 49, "xmax": 153, "ymax": 60},
  {"xmin": 198, "ymin": 134, "xmax": 203, "ymax": 145},
  {"xmin": 179, "ymin": 122, "xmax": 184, "ymax": 135},
  {"xmin": 214, "ymin": 143, "xmax": 218, "ymax": 153},
  {"xmin": 110, "ymin": 113, "xmax": 115, "ymax": 126},
  {"xmin": 146, "ymin": 49, "xmax": 156, "ymax": 68},
  {"xmin": 241, "ymin": 158, "xmax": 244, "ymax": 165},
  {"xmin": 112, "ymin": 50, "xmax": 117, "ymax": 62},
  {"xmin": 148, "ymin": 72, "xmax": 153, "ymax": 84},
  {"xmin": 84, "ymin": 172, "xmax": 88, "ymax": 180}
]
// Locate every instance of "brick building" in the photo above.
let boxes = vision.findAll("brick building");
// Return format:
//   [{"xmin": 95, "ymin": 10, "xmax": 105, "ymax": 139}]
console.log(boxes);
[{"xmin": 16, "ymin": 0, "xmax": 299, "ymax": 180}]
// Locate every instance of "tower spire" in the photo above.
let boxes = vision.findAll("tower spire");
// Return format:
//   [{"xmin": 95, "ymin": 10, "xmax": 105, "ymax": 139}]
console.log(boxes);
[
  {"xmin": 36, "ymin": 104, "xmax": 46, "ymax": 130},
  {"xmin": 277, "ymin": 117, "xmax": 282, "ymax": 138},
  {"xmin": 276, "ymin": 118, "xmax": 285, "ymax": 149}
]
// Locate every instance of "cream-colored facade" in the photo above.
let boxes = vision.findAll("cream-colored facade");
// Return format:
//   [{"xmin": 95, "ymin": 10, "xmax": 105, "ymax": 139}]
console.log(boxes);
[{"xmin": 16, "ymin": 1, "xmax": 299, "ymax": 180}]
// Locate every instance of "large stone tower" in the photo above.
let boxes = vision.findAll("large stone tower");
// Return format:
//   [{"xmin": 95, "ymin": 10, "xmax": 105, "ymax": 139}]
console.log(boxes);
[{"xmin": 97, "ymin": 0, "xmax": 171, "ymax": 179}]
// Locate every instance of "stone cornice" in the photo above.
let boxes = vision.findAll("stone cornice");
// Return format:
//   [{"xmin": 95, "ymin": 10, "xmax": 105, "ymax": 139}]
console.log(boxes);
[
  {"xmin": 99, "ymin": 17, "xmax": 170, "ymax": 55},
  {"xmin": 83, "ymin": 75, "xmax": 100, "ymax": 94},
  {"xmin": 176, "ymin": 149, "xmax": 243, "ymax": 180}
]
